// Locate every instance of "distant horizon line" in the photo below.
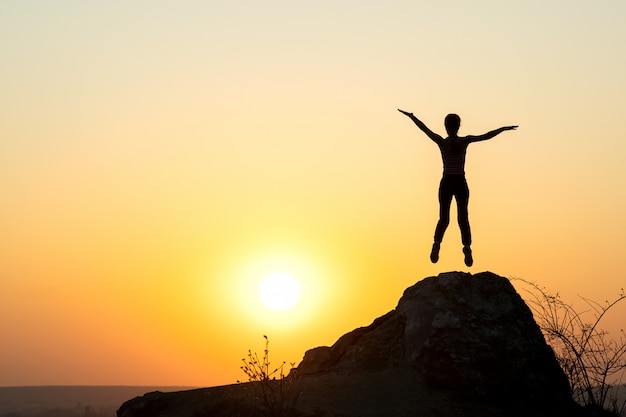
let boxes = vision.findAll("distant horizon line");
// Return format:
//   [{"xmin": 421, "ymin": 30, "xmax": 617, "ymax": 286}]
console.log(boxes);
[{"xmin": 0, "ymin": 385, "xmax": 200, "ymax": 388}]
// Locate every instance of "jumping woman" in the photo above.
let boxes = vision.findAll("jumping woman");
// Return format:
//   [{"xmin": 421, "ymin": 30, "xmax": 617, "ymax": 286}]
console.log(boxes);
[{"xmin": 398, "ymin": 109, "xmax": 517, "ymax": 266}]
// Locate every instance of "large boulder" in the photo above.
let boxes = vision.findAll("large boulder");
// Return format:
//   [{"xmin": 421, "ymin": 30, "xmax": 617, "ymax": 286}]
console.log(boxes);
[{"xmin": 296, "ymin": 271, "xmax": 572, "ymax": 412}]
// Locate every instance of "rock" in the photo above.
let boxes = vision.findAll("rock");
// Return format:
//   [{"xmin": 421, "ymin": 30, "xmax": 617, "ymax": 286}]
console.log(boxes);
[
  {"xmin": 400, "ymin": 271, "xmax": 571, "ymax": 405},
  {"xmin": 294, "ymin": 271, "xmax": 573, "ymax": 415},
  {"xmin": 295, "ymin": 310, "xmax": 406, "ymax": 374},
  {"xmin": 118, "ymin": 271, "xmax": 583, "ymax": 417}
]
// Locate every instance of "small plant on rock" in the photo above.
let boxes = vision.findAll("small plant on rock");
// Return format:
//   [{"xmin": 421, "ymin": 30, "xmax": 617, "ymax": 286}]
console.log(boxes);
[{"xmin": 238, "ymin": 335, "xmax": 300, "ymax": 417}]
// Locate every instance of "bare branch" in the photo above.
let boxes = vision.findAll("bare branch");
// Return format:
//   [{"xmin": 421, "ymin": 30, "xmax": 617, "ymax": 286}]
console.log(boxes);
[{"xmin": 512, "ymin": 277, "xmax": 626, "ymax": 413}]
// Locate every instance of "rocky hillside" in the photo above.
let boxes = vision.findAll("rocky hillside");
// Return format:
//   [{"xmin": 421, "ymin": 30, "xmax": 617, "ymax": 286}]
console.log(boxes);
[{"xmin": 118, "ymin": 271, "xmax": 592, "ymax": 417}]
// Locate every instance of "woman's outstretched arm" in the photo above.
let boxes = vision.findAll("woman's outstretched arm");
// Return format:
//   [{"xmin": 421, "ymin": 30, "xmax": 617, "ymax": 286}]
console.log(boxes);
[
  {"xmin": 398, "ymin": 109, "xmax": 443, "ymax": 143},
  {"xmin": 467, "ymin": 125, "xmax": 518, "ymax": 143}
]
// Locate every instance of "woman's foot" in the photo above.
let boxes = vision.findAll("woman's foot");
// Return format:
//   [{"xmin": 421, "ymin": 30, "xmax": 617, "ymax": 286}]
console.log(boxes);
[
  {"xmin": 463, "ymin": 246, "xmax": 473, "ymax": 267},
  {"xmin": 430, "ymin": 242, "xmax": 440, "ymax": 263}
]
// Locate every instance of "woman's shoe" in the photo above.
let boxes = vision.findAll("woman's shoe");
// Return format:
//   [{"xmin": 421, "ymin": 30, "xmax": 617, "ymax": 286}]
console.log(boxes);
[
  {"xmin": 463, "ymin": 246, "xmax": 473, "ymax": 267},
  {"xmin": 430, "ymin": 242, "xmax": 440, "ymax": 263}
]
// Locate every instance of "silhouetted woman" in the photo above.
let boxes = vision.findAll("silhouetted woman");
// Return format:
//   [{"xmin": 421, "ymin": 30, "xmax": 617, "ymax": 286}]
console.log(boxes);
[{"xmin": 398, "ymin": 109, "xmax": 517, "ymax": 266}]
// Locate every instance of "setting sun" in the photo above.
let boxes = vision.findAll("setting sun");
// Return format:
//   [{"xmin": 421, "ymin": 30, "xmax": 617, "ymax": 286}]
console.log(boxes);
[
  {"xmin": 258, "ymin": 272, "xmax": 301, "ymax": 311},
  {"xmin": 221, "ymin": 250, "xmax": 328, "ymax": 330}
]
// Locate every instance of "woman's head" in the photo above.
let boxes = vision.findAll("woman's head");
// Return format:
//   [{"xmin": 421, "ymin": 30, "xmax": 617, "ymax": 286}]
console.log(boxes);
[{"xmin": 445, "ymin": 113, "xmax": 461, "ymax": 136}]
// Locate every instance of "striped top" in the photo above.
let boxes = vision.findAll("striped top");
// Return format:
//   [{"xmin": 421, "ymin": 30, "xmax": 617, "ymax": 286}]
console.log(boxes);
[{"xmin": 438, "ymin": 137, "xmax": 470, "ymax": 176}]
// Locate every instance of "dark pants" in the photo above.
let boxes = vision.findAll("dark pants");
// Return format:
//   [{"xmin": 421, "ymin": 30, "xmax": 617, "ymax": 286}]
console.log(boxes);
[{"xmin": 434, "ymin": 175, "xmax": 471, "ymax": 246}]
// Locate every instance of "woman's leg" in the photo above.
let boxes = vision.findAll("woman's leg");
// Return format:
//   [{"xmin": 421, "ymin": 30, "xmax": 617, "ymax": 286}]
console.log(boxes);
[
  {"xmin": 434, "ymin": 177, "xmax": 454, "ymax": 244},
  {"xmin": 455, "ymin": 178, "xmax": 471, "ymax": 246},
  {"xmin": 455, "ymin": 177, "xmax": 472, "ymax": 266},
  {"xmin": 431, "ymin": 178, "xmax": 453, "ymax": 263}
]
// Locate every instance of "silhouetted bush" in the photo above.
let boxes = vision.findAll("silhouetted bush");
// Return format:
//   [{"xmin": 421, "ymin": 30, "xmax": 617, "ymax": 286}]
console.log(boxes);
[
  {"xmin": 237, "ymin": 336, "xmax": 300, "ymax": 417},
  {"xmin": 515, "ymin": 279, "xmax": 626, "ymax": 416}
]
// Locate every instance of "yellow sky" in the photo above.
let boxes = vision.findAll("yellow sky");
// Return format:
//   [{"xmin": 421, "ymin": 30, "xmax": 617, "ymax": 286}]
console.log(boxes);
[{"xmin": 1, "ymin": 1, "xmax": 626, "ymax": 386}]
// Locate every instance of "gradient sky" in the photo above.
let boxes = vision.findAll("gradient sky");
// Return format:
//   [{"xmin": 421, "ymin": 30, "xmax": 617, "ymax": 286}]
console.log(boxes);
[{"xmin": 2, "ymin": 1, "xmax": 625, "ymax": 387}]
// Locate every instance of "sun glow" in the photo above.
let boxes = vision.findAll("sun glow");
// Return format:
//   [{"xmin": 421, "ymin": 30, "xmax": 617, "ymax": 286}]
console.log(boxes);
[
  {"xmin": 258, "ymin": 272, "xmax": 301, "ymax": 311},
  {"xmin": 213, "ymin": 249, "xmax": 330, "ymax": 329}
]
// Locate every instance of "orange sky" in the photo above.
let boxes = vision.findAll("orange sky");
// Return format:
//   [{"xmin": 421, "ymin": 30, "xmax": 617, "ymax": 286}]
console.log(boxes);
[{"xmin": 1, "ymin": 1, "xmax": 626, "ymax": 386}]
